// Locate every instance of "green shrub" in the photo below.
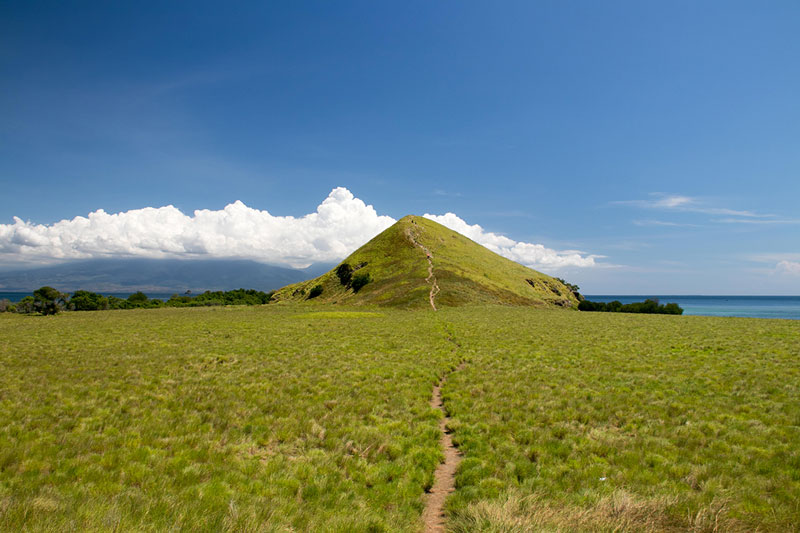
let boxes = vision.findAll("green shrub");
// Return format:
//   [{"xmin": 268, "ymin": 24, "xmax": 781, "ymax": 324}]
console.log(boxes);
[
  {"xmin": 336, "ymin": 263, "xmax": 353, "ymax": 286},
  {"xmin": 127, "ymin": 291, "xmax": 149, "ymax": 304},
  {"xmin": 351, "ymin": 273, "xmax": 372, "ymax": 293},
  {"xmin": 308, "ymin": 285, "xmax": 323, "ymax": 299},
  {"xmin": 107, "ymin": 296, "xmax": 131, "ymax": 310},
  {"xmin": 70, "ymin": 290, "xmax": 109, "ymax": 311},
  {"xmin": 579, "ymin": 298, "xmax": 683, "ymax": 315},
  {"xmin": 554, "ymin": 277, "xmax": 583, "ymax": 300}
]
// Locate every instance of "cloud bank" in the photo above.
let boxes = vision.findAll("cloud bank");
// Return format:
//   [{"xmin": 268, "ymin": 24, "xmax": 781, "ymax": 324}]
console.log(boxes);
[
  {"xmin": 422, "ymin": 213, "xmax": 598, "ymax": 270},
  {"xmin": 0, "ymin": 187, "xmax": 597, "ymax": 270}
]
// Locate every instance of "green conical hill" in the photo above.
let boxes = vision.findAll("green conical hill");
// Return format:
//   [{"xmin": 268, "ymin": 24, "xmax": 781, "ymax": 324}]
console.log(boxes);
[{"xmin": 271, "ymin": 215, "xmax": 579, "ymax": 309}]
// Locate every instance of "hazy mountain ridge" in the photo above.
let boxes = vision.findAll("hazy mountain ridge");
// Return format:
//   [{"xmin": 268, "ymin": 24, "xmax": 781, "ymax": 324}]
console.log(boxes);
[{"xmin": 0, "ymin": 258, "xmax": 332, "ymax": 292}]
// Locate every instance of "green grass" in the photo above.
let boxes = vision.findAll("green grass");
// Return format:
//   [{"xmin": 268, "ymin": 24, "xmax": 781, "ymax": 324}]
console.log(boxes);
[
  {"xmin": 272, "ymin": 216, "xmax": 578, "ymax": 309},
  {"xmin": 440, "ymin": 307, "xmax": 800, "ymax": 532},
  {"xmin": 0, "ymin": 307, "xmax": 459, "ymax": 532},
  {"xmin": 292, "ymin": 311, "xmax": 385, "ymax": 319},
  {"xmin": 1, "ymin": 306, "xmax": 798, "ymax": 531}
]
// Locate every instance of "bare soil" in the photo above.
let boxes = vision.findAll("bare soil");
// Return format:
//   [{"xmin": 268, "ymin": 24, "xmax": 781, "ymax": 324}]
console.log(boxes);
[
  {"xmin": 421, "ymin": 363, "xmax": 464, "ymax": 532},
  {"xmin": 406, "ymin": 220, "xmax": 440, "ymax": 311}
]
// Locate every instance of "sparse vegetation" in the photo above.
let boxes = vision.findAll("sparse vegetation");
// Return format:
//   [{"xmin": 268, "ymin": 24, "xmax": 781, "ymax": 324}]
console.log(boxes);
[{"xmin": 554, "ymin": 277, "xmax": 583, "ymax": 301}]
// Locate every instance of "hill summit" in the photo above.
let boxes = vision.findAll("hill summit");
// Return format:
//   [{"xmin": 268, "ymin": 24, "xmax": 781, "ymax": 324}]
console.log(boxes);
[{"xmin": 271, "ymin": 215, "xmax": 579, "ymax": 309}]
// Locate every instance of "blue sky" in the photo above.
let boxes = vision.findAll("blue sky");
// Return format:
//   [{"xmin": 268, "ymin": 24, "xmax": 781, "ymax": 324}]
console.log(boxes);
[{"xmin": 1, "ymin": 1, "xmax": 799, "ymax": 293}]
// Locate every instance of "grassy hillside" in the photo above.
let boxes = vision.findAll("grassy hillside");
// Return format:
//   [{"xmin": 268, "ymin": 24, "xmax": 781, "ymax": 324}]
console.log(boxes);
[
  {"xmin": 1, "ymin": 307, "xmax": 798, "ymax": 531},
  {"xmin": 271, "ymin": 215, "xmax": 578, "ymax": 309}
]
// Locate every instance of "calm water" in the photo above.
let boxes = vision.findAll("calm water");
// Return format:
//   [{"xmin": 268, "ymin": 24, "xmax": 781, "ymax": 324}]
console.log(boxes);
[{"xmin": 586, "ymin": 295, "xmax": 800, "ymax": 320}]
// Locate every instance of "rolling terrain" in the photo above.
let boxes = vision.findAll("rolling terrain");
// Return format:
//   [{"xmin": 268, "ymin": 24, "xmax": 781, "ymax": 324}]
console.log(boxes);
[{"xmin": 272, "ymin": 215, "xmax": 578, "ymax": 309}]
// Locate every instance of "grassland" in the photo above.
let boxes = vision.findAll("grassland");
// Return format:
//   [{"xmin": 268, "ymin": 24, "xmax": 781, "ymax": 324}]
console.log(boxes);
[
  {"xmin": 1, "ymin": 306, "xmax": 798, "ymax": 531},
  {"xmin": 441, "ymin": 308, "xmax": 800, "ymax": 532},
  {"xmin": 0, "ymin": 307, "xmax": 459, "ymax": 531}
]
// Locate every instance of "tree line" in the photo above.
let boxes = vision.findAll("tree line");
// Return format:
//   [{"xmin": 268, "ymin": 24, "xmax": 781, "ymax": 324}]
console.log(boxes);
[
  {"xmin": 578, "ymin": 298, "xmax": 683, "ymax": 315},
  {"xmin": 0, "ymin": 287, "xmax": 275, "ymax": 315}
]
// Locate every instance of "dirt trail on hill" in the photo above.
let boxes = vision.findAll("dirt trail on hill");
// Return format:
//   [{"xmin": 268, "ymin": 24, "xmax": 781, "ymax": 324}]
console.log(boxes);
[
  {"xmin": 421, "ymin": 362, "xmax": 464, "ymax": 533},
  {"xmin": 407, "ymin": 220, "xmax": 440, "ymax": 311}
]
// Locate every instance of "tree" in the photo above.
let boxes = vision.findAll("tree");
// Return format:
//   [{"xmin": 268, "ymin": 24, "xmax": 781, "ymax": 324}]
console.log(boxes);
[
  {"xmin": 127, "ymin": 291, "xmax": 149, "ymax": 305},
  {"xmin": 33, "ymin": 286, "xmax": 68, "ymax": 315},
  {"xmin": 336, "ymin": 263, "xmax": 353, "ymax": 286},
  {"xmin": 70, "ymin": 290, "xmax": 109, "ymax": 311}
]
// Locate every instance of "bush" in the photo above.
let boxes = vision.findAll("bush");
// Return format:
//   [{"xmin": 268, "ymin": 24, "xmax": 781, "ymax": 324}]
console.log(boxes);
[
  {"xmin": 351, "ymin": 273, "xmax": 372, "ymax": 293},
  {"xmin": 308, "ymin": 285, "xmax": 323, "ymax": 299},
  {"xmin": 0, "ymin": 299, "xmax": 13, "ymax": 313},
  {"xmin": 70, "ymin": 290, "xmax": 109, "ymax": 311},
  {"xmin": 163, "ymin": 289, "xmax": 274, "ymax": 307},
  {"xmin": 336, "ymin": 263, "xmax": 353, "ymax": 286},
  {"xmin": 127, "ymin": 291, "xmax": 149, "ymax": 304},
  {"xmin": 107, "ymin": 296, "xmax": 131, "ymax": 310},
  {"xmin": 15, "ymin": 296, "xmax": 35, "ymax": 314},
  {"xmin": 554, "ymin": 277, "xmax": 583, "ymax": 300},
  {"xmin": 579, "ymin": 298, "xmax": 682, "ymax": 315},
  {"xmin": 578, "ymin": 300, "xmax": 603, "ymax": 312}
]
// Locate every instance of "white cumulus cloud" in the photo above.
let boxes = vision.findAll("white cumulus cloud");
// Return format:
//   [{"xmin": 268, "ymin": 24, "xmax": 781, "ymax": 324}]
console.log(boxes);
[
  {"xmin": 777, "ymin": 260, "xmax": 800, "ymax": 275},
  {"xmin": 0, "ymin": 188, "xmax": 394, "ymax": 268},
  {"xmin": 0, "ymin": 188, "xmax": 599, "ymax": 271},
  {"xmin": 422, "ymin": 212, "xmax": 599, "ymax": 270}
]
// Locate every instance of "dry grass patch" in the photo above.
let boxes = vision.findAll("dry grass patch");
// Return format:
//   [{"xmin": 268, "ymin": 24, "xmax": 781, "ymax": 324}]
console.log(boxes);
[{"xmin": 451, "ymin": 489, "xmax": 753, "ymax": 533}]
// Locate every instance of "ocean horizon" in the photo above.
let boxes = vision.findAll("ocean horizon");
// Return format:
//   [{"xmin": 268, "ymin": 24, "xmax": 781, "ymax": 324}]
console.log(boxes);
[{"xmin": 586, "ymin": 295, "xmax": 800, "ymax": 320}]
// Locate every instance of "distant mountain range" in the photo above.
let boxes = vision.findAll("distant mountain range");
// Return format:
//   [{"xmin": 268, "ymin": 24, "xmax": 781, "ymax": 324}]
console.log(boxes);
[{"xmin": 0, "ymin": 258, "xmax": 332, "ymax": 293}]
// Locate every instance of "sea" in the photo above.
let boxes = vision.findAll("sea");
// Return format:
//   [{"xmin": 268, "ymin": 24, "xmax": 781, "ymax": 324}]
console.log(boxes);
[
  {"xmin": 585, "ymin": 295, "xmax": 800, "ymax": 320},
  {"xmin": 1, "ymin": 291, "xmax": 799, "ymax": 320}
]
